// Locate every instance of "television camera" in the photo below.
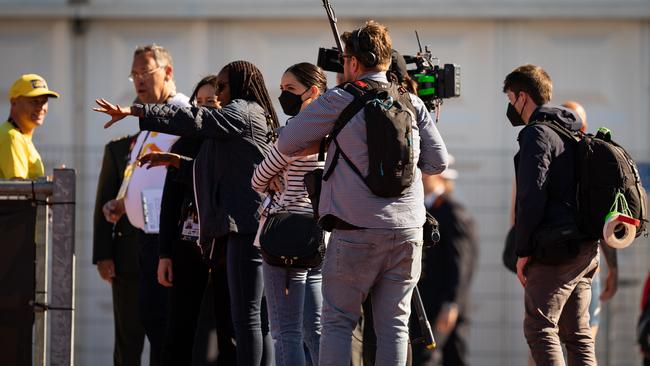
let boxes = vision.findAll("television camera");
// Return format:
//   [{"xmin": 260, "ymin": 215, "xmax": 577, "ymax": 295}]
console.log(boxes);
[{"xmin": 316, "ymin": 0, "xmax": 460, "ymax": 113}]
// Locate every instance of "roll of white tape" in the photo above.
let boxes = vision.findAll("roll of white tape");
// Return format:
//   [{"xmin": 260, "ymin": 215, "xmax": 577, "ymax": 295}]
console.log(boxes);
[{"xmin": 602, "ymin": 213, "xmax": 636, "ymax": 249}]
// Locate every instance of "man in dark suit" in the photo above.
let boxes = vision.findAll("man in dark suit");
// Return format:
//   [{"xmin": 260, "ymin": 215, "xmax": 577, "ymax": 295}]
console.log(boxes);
[
  {"xmin": 93, "ymin": 134, "xmax": 147, "ymax": 365},
  {"xmin": 414, "ymin": 157, "xmax": 478, "ymax": 366}
]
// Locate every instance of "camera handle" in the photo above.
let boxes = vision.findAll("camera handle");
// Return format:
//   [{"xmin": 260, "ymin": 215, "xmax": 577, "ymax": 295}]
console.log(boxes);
[
  {"xmin": 322, "ymin": 0, "xmax": 344, "ymax": 51},
  {"xmin": 412, "ymin": 285, "xmax": 437, "ymax": 349}
]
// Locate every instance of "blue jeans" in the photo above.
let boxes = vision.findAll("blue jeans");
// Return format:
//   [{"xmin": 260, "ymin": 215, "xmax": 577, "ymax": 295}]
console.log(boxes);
[
  {"xmin": 227, "ymin": 233, "xmax": 273, "ymax": 366},
  {"xmin": 319, "ymin": 227, "xmax": 423, "ymax": 366},
  {"xmin": 263, "ymin": 261, "xmax": 322, "ymax": 366}
]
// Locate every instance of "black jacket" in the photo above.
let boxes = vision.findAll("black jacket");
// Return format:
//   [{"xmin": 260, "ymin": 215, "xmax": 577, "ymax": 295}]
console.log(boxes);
[
  {"xmin": 92, "ymin": 134, "xmax": 141, "ymax": 275},
  {"xmin": 419, "ymin": 194, "xmax": 478, "ymax": 318},
  {"xmin": 514, "ymin": 105, "xmax": 582, "ymax": 257},
  {"xmin": 158, "ymin": 136, "xmax": 202, "ymax": 258},
  {"xmin": 140, "ymin": 99, "xmax": 272, "ymax": 245}
]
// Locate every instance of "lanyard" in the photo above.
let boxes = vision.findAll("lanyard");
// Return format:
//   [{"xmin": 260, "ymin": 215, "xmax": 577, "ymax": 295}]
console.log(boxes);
[{"xmin": 115, "ymin": 131, "xmax": 151, "ymax": 200}]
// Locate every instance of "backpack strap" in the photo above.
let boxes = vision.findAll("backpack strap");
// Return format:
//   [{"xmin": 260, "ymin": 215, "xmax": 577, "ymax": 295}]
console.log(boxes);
[
  {"xmin": 316, "ymin": 137, "xmax": 327, "ymax": 162},
  {"xmin": 322, "ymin": 80, "xmax": 376, "ymax": 181},
  {"xmin": 322, "ymin": 79, "xmax": 415, "ymax": 183},
  {"xmin": 364, "ymin": 79, "xmax": 417, "ymax": 118},
  {"xmin": 533, "ymin": 120, "xmax": 581, "ymax": 144},
  {"xmin": 327, "ymin": 136, "xmax": 367, "ymax": 182},
  {"xmin": 531, "ymin": 120, "xmax": 583, "ymax": 213}
]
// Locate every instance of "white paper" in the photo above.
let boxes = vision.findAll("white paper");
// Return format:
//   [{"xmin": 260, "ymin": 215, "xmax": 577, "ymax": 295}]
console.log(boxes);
[{"xmin": 141, "ymin": 188, "xmax": 163, "ymax": 234}]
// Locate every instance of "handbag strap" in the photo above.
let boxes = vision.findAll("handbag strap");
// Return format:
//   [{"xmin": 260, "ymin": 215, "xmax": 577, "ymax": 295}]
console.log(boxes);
[
  {"xmin": 262, "ymin": 190, "xmax": 292, "ymax": 217},
  {"xmin": 317, "ymin": 137, "xmax": 327, "ymax": 162}
]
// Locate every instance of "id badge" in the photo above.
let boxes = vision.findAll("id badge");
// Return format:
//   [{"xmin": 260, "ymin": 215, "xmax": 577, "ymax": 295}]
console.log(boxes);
[{"xmin": 180, "ymin": 213, "xmax": 200, "ymax": 241}]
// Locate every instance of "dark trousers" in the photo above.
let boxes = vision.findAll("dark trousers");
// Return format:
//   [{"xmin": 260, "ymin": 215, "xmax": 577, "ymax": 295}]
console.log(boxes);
[
  {"xmin": 139, "ymin": 233, "xmax": 168, "ymax": 366},
  {"xmin": 0, "ymin": 201, "xmax": 36, "ymax": 366},
  {"xmin": 163, "ymin": 239, "xmax": 236, "ymax": 366},
  {"xmin": 192, "ymin": 255, "xmax": 237, "ymax": 366},
  {"xmin": 226, "ymin": 233, "xmax": 273, "ymax": 366},
  {"xmin": 524, "ymin": 243, "xmax": 599, "ymax": 366},
  {"xmin": 0, "ymin": 294, "xmax": 33, "ymax": 366},
  {"xmin": 112, "ymin": 272, "xmax": 146, "ymax": 366}
]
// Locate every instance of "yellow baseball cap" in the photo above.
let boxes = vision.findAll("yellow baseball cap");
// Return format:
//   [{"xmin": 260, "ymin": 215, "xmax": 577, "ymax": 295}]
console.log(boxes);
[{"xmin": 8, "ymin": 74, "xmax": 60, "ymax": 100}]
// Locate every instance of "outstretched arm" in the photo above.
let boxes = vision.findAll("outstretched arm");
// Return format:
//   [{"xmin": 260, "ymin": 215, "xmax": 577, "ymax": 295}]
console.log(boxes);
[
  {"xmin": 93, "ymin": 98, "xmax": 136, "ymax": 128},
  {"xmin": 138, "ymin": 102, "xmax": 249, "ymax": 139},
  {"xmin": 95, "ymin": 98, "xmax": 250, "ymax": 139}
]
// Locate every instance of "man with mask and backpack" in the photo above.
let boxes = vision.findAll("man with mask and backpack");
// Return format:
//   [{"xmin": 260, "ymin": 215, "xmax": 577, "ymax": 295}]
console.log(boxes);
[
  {"xmin": 505, "ymin": 64, "xmax": 600, "ymax": 365},
  {"xmin": 278, "ymin": 20, "xmax": 448, "ymax": 366}
]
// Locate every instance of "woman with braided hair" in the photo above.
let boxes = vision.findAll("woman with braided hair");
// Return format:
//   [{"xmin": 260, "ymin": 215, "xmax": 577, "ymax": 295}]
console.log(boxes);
[{"xmin": 95, "ymin": 60, "xmax": 278, "ymax": 365}]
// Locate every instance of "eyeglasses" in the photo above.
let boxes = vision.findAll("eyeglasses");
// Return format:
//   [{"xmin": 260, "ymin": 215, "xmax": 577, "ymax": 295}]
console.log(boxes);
[
  {"xmin": 128, "ymin": 66, "xmax": 164, "ymax": 82},
  {"xmin": 338, "ymin": 53, "xmax": 353, "ymax": 64},
  {"xmin": 216, "ymin": 81, "xmax": 229, "ymax": 93}
]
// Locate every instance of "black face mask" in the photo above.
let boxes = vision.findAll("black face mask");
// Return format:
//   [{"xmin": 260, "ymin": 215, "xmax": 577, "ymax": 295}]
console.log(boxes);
[
  {"xmin": 278, "ymin": 89, "xmax": 307, "ymax": 116},
  {"xmin": 506, "ymin": 96, "xmax": 526, "ymax": 127}
]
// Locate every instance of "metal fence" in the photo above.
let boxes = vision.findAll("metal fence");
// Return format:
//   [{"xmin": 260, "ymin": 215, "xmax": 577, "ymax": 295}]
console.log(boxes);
[{"xmin": 0, "ymin": 169, "xmax": 76, "ymax": 366}]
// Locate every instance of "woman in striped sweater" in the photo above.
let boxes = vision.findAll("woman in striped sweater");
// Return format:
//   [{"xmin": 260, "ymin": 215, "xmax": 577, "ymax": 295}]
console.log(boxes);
[{"xmin": 251, "ymin": 62, "xmax": 327, "ymax": 366}]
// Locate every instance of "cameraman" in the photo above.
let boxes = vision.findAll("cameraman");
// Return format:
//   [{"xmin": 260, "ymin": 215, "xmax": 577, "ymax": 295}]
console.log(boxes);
[{"xmin": 277, "ymin": 20, "xmax": 448, "ymax": 365}]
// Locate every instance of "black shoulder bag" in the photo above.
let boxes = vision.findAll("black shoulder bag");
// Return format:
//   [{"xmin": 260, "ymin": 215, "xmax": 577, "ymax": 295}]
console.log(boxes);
[{"xmin": 259, "ymin": 195, "xmax": 325, "ymax": 295}]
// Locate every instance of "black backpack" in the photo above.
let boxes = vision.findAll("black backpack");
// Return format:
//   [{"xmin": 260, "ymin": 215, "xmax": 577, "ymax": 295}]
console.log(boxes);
[
  {"xmin": 323, "ymin": 79, "xmax": 416, "ymax": 198},
  {"xmin": 539, "ymin": 121, "xmax": 647, "ymax": 240}
]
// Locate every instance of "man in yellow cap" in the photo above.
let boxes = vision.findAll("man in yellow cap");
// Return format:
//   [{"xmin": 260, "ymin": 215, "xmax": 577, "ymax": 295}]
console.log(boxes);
[{"xmin": 0, "ymin": 73, "xmax": 59, "ymax": 179}]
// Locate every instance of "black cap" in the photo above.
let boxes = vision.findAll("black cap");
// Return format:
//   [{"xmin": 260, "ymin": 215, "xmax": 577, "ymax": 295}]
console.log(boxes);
[{"xmin": 388, "ymin": 49, "xmax": 409, "ymax": 83}]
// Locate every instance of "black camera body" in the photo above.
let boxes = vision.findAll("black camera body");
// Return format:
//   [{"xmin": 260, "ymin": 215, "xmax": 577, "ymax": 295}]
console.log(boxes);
[
  {"xmin": 403, "ymin": 55, "xmax": 460, "ymax": 100},
  {"xmin": 316, "ymin": 0, "xmax": 460, "ymax": 114},
  {"xmin": 317, "ymin": 45, "xmax": 460, "ymax": 112},
  {"xmin": 317, "ymin": 47, "xmax": 344, "ymax": 74}
]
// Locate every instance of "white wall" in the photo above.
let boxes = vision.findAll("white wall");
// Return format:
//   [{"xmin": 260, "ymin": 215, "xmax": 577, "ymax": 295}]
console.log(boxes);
[{"xmin": 0, "ymin": 5, "xmax": 648, "ymax": 365}]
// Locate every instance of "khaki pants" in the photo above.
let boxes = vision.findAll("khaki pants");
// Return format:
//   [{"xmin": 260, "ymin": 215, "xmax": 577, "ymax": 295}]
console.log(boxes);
[{"xmin": 524, "ymin": 243, "xmax": 599, "ymax": 366}]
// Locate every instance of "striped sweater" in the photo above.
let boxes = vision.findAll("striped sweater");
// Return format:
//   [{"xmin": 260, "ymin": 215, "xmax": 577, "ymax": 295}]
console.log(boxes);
[{"xmin": 251, "ymin": 143, "xmax": 323, "ymax": 215}]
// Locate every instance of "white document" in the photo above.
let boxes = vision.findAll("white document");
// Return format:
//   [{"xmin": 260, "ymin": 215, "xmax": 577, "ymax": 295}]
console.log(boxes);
[{"xmin": 141, "ymin": 188, "xmax": 163, "ymax": 234}]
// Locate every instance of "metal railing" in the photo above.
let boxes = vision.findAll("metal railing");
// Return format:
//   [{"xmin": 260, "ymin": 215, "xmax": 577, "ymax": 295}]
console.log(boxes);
[{"xmin": 0, "ymin": 168, "xmax": 76, "ymax": 366}]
